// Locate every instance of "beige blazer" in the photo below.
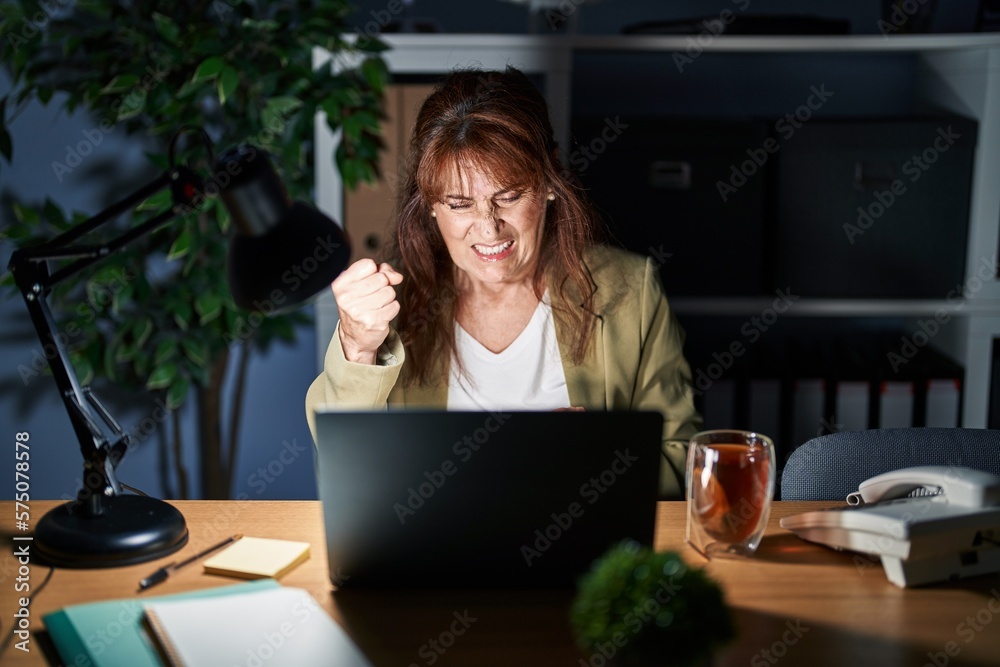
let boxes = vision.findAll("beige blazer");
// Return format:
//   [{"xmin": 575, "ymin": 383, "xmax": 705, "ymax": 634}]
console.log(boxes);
[{"xmin": 305, "ymin": 245, "xmax": 703, "ymax": 499}]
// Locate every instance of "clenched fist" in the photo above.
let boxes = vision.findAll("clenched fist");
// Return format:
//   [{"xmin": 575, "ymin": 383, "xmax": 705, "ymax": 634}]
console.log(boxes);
[{"xmin": 332, "ymin": 259, "xmax": 403, "ymax": 365}]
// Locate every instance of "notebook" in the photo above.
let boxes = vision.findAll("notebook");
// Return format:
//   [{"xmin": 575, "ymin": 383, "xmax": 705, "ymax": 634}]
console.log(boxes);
[
  {"xmin": 143, "ymin": 586, "xmax": 371, "ymax": 667},
  {"xmin": 313, "ymin": 410, "xmax": 663, "ymax": 587},
  {"xmin": 203, "ymin": 536, "xmax": 310, "ymax": 579},
  {"xmin": 42, "ymin": 579, "xmax": 279, "ymax": 667}
]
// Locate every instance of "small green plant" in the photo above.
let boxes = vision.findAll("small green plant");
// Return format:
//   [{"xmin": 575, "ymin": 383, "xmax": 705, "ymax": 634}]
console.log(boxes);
[{"xmin": 571, "ymin": 540, "xmax": 735, "ymax": 666}]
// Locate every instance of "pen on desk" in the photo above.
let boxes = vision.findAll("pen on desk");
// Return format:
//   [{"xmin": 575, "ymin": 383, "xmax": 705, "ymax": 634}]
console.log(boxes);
[{"xmin": 138, "ymin": 533, "xmax": 243, "ymax": 592}]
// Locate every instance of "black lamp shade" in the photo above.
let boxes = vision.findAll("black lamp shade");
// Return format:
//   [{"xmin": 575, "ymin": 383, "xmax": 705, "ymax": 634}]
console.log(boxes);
[
  {"xmin": 228, "ymin": 202, "xmax": 351, "ymax": 311},
  {"xmin": 218, "ymin": 146, "xmax": 351, "ymax": 311}
]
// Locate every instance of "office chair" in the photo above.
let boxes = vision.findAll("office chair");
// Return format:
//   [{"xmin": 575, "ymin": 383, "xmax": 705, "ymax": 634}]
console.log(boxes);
[{"xmin": 779, "ymin": 427, "xmax": 1000, "ymax": 500}]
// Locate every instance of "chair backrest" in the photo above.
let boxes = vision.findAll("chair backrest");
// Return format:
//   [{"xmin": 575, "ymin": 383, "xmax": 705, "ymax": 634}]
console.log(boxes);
[{"xmin": 779, "ymin": 427, "xmax": 1000, "ymax": 500}]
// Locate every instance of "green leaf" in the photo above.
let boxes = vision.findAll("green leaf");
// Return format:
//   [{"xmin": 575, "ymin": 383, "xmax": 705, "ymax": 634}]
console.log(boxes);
[
  {"xmin": 262, "ymin": 96, "xmax": 302, "ymax": 131},
  {"xmin": 214, "ymin": 198, "xmax": 230, "ymax": 233},
  {"xmin": 195, "ymin": 291, "xmax": 222, "ymax": 324},
  {"xmin": 144, "ymin": 151, "xmax": 170, "ymax": 170},
  {"xmin": 355, "ymin": 35, "xmax": 390, "ymax": 53},
  {"xmin": 134, "ymin": 317, "xmax": 154, "ymax": 349},
  {"xmin": 321, "ymin": 98, "xmax": 341, "ymax": 122},
  {"xmin": 167, "ymin": 229, "xmax": 192, "ymax": 261},
  {"xmin": 166, "ymin": 375, "xmax": 190, "ymax": 410},
  {"xmin": 171, "ymin": 300, "xmax": 192, "ymax": 331},
  {"xmin": 241, "ymin": 17, "xmax": 280, "ymax": 32},
  {"xmin": 116, "ymin": 93, "xmax": 146, "ymax": 121},
  {"xmin": 86, "ymin": 280, "xmax": 108, "ymax": 310},
  {"xmin": 111, "ymin": 282, "xmax": 133, "ymax": 314},
  {"xmin": 153, "ymin": 12, "xmax": 181, "ymax": 44},
  {"xmin": 101, "ymin": 74, "xmax": 140, "ymax": 94},
  {"xmin": 42, "ymin": 198, "xmax": 65, "ymax": 226},
  {"xmin": 72, "ymin": 353, "xmax": 95, "ymax": 386},
  {"xmin": 218, "ymin": 66, "xmax": 239, "ymax": 105},
  {"xmin": 181, "ymin": 338, "xmax": 207, "ymax": 366},
  {"xmin": 137, "ymin": 188, "xmax": 172, "ymax": 212},
  {"xmin": 154, "ymin": 339, "xmax": 175, "ymax": 366},
  {"xmin": 104, "ymin": 343, "xmax": 119, "ymax": 381},
  {"xmin": 192, "ymin": 56, "xmax": 225, "ymax": 83},
  {"xmin": 361, "ymin": 58, "xmax": 388, "ymax": 93},
  {"xmin": 146, "ymin": 362, "xmax": 178, "ymax": 390},
  {"xmin": 114, "ymin": 340, "xmax": 135, "ymax": 364},
  {"xmin": 12, "ymin": 203, "xmax": 39, "ymax": 225}
]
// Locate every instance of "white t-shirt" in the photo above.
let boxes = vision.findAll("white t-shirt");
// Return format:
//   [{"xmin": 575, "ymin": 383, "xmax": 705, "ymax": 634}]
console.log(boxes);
[{"xmin": 447, "ymin": 294, "xmax": 571, "ymax": 411}]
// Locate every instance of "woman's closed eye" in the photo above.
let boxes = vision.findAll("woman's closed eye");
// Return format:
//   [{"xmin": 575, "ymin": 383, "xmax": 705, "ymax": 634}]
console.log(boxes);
[
  {"xmin": 443, "ymin": 190, "xmax": 527, "ymax": 212},
  {"xmin": 495, "ymin": 191, "xmax": 525, "ymax": 206}
]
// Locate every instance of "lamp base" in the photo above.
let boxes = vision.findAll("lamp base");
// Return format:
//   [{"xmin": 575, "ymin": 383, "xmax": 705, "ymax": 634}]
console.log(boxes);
[{"xmin": 35, "ymin": 495, "xmax": 188, "ymax": 568}]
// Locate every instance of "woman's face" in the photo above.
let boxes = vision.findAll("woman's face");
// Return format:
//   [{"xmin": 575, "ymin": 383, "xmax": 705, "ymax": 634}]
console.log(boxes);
[{"xmin": 431, "ymin": 167, "xmax": 549, "ymax": 290}]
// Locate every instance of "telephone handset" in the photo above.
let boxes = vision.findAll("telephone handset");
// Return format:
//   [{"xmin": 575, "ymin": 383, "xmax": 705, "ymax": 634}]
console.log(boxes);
[
  {"xmin": 846, "ymin": 465, "xmax": 1000, "ymax": 508},
  {"xmin": 780, "ymin": 466, "xmax": 1000, "ymax": 587}
]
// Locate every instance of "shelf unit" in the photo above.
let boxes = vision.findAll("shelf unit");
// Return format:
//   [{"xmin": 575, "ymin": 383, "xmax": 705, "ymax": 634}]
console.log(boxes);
[{"xmin": 313, "ymin": 33, "xmax": 1000, "ymax": 429}]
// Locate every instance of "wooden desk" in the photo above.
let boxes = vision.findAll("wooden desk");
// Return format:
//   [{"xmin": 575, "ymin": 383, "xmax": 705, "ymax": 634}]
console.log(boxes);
[{"xmin": 2, "ymin": 501, "xmax": 998, "ymax": 666}]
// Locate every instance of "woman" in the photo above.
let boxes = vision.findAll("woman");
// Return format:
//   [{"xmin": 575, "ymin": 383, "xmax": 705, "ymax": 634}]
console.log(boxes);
[{"xmin": 306, "ymin": 66, "xmax": 701, "ymax": 498}]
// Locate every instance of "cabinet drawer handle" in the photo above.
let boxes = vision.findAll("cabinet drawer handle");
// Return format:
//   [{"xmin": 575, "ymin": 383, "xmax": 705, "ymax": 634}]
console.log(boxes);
[
  {"xmin": 854, "ymin": 160, "xmax": 896, "ymax": 191},
  {"xmin": 649, "ymin": 160, "xmax": 692, "ymax": 190}
]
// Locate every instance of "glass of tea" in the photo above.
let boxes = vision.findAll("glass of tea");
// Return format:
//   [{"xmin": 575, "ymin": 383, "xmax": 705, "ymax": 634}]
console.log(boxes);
[{"xmin": 685, "ymin": 430, "xmax": 776, "ymax": 559}]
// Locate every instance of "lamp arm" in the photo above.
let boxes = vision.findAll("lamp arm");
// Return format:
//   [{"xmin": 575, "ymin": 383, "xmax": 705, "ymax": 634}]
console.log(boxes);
[{"xmin": 7, "ymin": 166, "xmax": 201, "ymax": 502}]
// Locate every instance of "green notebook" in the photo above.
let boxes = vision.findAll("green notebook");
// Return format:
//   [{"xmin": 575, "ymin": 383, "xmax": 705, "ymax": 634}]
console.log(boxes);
[{"xmin": 43, "ymin": 579, "xmax": 279, "ymax": 667}]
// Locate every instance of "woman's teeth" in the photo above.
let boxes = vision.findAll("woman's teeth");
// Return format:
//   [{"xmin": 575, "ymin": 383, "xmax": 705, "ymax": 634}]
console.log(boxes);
[{"xmin": 474, "ymin": 240, "xmax": 513, "ymax": 256}]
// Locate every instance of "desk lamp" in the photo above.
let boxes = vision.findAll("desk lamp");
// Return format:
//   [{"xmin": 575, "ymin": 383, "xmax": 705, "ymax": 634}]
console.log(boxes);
[{"xmin": 8, "ymin": 135, "xmax": 350, "ymax": 568}]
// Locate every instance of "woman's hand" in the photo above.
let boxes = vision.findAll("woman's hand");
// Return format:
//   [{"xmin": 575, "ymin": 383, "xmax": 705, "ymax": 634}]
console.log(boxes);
[{"xmin": 332, "ymin": 259, "xmax": 403, "ymax": 365}]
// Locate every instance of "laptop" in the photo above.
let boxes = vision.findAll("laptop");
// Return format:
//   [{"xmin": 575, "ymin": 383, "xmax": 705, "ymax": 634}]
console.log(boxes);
[{"xmin": 313, "ymin": 410, "xmax": 663, "ymax": 588}]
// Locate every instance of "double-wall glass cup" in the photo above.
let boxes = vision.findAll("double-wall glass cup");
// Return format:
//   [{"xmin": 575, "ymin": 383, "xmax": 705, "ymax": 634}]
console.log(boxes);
[{"xmin": 685, "ymin": 430, "xmax": 776, "ymax": 559}]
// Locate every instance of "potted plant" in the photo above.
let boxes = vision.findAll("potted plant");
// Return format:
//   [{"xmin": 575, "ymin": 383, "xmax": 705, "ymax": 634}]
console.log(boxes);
[
  {"xmin": 571, "ymin": 540, "xmax": 736, "ymax": 666},
  {"xmin": 0, "ymin": 0, "xmax": 387, "ymax": 498}
]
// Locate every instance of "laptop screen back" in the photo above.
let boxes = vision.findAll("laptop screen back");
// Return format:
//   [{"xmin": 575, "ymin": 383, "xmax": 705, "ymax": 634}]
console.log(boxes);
[{"xmin": 314, "ymin": 410, "xmax": 663, "ymax": 588}]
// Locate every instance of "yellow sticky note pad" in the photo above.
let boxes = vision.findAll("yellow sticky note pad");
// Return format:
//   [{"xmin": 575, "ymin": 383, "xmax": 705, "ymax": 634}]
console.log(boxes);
[{"xmin": 202, "ymin": 536, "xmax": 310, "ymax": 580}]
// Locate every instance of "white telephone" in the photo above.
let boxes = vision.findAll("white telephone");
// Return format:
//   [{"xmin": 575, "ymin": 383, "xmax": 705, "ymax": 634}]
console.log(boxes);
[{"xmin": 780, "ymin": 466, "xmax": 1000, "ymax": 587}]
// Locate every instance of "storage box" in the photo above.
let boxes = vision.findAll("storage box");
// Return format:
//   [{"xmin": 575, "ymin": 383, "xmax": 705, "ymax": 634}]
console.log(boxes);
[
  {"xmin": 768, "ymin": 116, "xmax": 978, "ymax": 298},
  {"xmin": 571, "ymin": 117, "xmax": 769, "ymax": 296}
]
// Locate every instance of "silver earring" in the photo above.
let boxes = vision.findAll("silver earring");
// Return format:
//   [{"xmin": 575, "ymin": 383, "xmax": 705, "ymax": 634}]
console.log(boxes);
[{"xmin": 547, "ymin": 193, "xmax": 555, "ymax": 201}]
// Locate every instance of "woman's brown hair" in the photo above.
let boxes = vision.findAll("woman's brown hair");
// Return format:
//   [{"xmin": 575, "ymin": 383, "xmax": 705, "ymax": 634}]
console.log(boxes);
[{"xmin": 386, "ymin": 66, "xmax": 603, "ymax": 386}]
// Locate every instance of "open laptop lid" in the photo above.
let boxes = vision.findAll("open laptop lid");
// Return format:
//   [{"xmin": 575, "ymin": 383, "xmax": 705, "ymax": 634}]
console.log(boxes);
[{"xmin": 314, "ymin": 410, "xmax": 663, "ymax": 588}]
